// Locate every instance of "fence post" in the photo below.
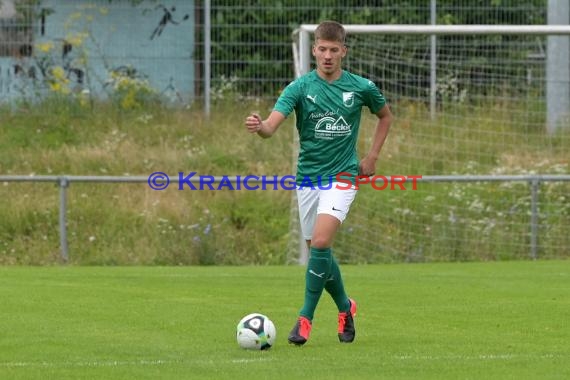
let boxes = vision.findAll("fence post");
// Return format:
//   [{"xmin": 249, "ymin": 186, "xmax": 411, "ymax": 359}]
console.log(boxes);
[
  {"xmin": 430, "ymin": 0, "xmax": 437, "ymax": 120},
  {"xmin": 58, "ymin": 176, "xmax": 69, "ymax": 262},
  {"xmin": 204, "ymin": 0, "xmax": 211, "ymax": 117},
  {"xmin": 530, "ymin": 178, "xmax": 540, "ymax": 260}
]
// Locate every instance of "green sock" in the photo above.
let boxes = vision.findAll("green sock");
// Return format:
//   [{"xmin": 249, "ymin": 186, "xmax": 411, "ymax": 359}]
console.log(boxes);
[
  {"xmin": 299, "ymin": 247, "xmax": 332, "ymax": 320},
  {"xmin": 325, "ymin": 256, "xmax": 351, "ymax": 312}
]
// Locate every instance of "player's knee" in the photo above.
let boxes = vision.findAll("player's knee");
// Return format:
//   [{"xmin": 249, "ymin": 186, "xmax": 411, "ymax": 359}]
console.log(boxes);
[{"xmin": 310, "ymin": 236, "xmax": 331, "ymax": 250}]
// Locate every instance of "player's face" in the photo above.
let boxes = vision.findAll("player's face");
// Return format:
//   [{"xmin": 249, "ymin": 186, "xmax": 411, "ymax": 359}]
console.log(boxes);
[{"xmin": 312, "ymin": 39, "xmax": 346, "ymax": 79}]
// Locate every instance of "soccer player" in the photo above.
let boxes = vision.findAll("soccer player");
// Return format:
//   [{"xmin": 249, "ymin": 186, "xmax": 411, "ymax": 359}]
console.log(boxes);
[{"xmin": 244, "ymin": 20, "xmax": 392, "ymax": 345}]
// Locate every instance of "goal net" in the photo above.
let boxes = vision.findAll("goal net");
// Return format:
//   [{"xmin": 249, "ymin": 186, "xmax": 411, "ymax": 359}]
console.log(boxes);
[{"xmin": 289, "ymin": 25, "xmax": 570, "ymax": 263}]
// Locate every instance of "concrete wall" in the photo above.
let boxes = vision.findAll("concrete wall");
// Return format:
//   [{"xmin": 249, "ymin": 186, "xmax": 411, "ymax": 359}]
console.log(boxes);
[{"xmin": 0, "ymin": 0, "xmax": 195, "ymax": 104}]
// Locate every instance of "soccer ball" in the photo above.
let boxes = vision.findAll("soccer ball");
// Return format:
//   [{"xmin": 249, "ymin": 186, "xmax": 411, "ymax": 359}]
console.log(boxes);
[{"xmin": 236, "ymin": 313, "xmax": 276, "ymax": 350}]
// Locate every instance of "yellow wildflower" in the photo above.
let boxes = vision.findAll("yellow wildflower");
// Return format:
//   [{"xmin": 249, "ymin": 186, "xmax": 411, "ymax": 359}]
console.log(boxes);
[{"xmin": 36, "ymin": 41, "xmax": 54, "ymax": 53}]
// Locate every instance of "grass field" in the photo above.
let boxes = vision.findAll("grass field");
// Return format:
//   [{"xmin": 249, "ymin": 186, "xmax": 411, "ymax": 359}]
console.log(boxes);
[{"xmin": 1, "ymin": 261, "xmax": 568, "ymax": 379}]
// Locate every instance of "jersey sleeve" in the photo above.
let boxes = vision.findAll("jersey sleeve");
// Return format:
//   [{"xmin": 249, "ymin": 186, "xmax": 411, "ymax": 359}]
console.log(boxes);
[
  {"xmin": 363, "ymin": 79, "xmax": 386, "ymax": 115},
  {"xmin": 273, "ymin": 79, "xmax": 301, "ymax": 117}
]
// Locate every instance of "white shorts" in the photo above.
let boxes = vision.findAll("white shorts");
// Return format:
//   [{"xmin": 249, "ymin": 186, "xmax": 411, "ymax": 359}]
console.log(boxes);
[{"xmin": 296, "ymin": 183, "xmax": 358, "ymax": 240}]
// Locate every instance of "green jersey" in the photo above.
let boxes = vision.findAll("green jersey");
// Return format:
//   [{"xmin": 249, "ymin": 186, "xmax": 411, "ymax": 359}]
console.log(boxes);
[{"xmin": 274, "ymin": 70, "xmax": 386, "ymax": 186}]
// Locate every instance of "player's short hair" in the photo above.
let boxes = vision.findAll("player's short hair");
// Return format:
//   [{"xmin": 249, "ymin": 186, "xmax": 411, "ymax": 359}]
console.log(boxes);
[{"xmin": 314, "ymin": 20, "xmax": 346, "ymax": 45}]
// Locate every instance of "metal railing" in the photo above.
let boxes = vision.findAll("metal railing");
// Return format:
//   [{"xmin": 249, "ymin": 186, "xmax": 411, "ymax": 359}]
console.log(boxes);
[{"xmin": 1, "ymin": 174, "xmax": 569, "ymax": 262}]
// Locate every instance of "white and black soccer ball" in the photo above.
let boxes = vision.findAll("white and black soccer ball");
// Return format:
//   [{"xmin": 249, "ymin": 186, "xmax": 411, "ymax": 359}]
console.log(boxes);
[{"xmin": 236, "ymin": 313, "xmax": 276, "ymax": 350}]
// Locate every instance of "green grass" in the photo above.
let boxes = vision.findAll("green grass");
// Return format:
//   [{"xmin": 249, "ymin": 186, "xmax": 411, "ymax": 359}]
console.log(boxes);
[{"xmin": 1, "ymin": 261, "xmax": 569, "ymax": 379}]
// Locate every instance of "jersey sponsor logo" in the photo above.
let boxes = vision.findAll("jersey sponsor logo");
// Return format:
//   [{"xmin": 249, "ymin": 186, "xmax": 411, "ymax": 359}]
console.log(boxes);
[
  {"xmin": 306, "ymin": 94, "xmax": 317, "ymax": 103},
  {"xmin": 343, "ymin": 92, "xmax": 354, "ymax": 107},
  {"xmin": 309, "ymin": 109, "xmax": 339, "ymax": 120},
  {"xmin": 314, "ymin": 116, "xmax": 352, "ymax": 140}
]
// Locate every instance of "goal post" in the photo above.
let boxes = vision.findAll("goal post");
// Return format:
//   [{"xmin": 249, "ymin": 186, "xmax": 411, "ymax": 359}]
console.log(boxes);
[{"xmin": 288, "ymin": 24, "xmax": 570, "ymax": 264}]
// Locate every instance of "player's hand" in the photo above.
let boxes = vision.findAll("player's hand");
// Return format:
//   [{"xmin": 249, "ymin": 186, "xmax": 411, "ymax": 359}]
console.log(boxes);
[
  {"xmin": 359, "ymin": 156, "xmax": 377, "ymax": 177},
  {"xmin": 245, "ymin": 113, "xmax": 263, "ymax": 133}
]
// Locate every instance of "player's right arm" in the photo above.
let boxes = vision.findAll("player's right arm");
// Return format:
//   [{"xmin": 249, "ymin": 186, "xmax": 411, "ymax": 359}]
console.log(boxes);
[
  {"xmin": 245, "ymin": 78, "xmax": 301, "ymax": 138},
  {"xmin": 245, "ymin": 110, "xmax": 286, "ymax": 138}
]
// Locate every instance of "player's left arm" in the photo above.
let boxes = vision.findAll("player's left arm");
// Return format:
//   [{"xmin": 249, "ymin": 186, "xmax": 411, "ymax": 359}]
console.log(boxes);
[{"xmin": 359, "ymin": 104, "xmax": 393, "ymax": 176}]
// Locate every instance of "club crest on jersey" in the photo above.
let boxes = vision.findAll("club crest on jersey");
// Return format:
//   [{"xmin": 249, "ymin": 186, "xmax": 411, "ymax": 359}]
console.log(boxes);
[{"xmin": 343, "ymin": 92, "xmax": 354, "ymax": 107}]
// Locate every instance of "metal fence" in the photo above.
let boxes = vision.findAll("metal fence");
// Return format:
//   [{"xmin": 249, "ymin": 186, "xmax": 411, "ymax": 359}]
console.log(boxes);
[
  {"xmin": 0, "ymin": 0, "xmax": 550, "ymax": 106},
  {"xmin": 201, "ymin": 0, "xmax": 548, "ymax": 102},
  {"xmin": 1, "ymin": 174, "xmax": 569, "ymax": 262}
]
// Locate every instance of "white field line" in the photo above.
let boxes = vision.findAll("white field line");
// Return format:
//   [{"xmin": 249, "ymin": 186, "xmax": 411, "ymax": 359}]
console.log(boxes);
[
  {"xmin": 1, "ymin": 353, "xmax": 564, "ymax": 368},
  {"xmin": 231, "ymin": 357, "xmax": 274, "ymax": 364},
  {"xmin": 0, "ymin": 357, "xmax": 275, "ymax": 369},
  {"xmin": 392, "ymin": 353, "xmax": 566, "ymax": 361},
  {"xmin": 0, "ymin": 359, "xmax": 179, "ymax": 368}
]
